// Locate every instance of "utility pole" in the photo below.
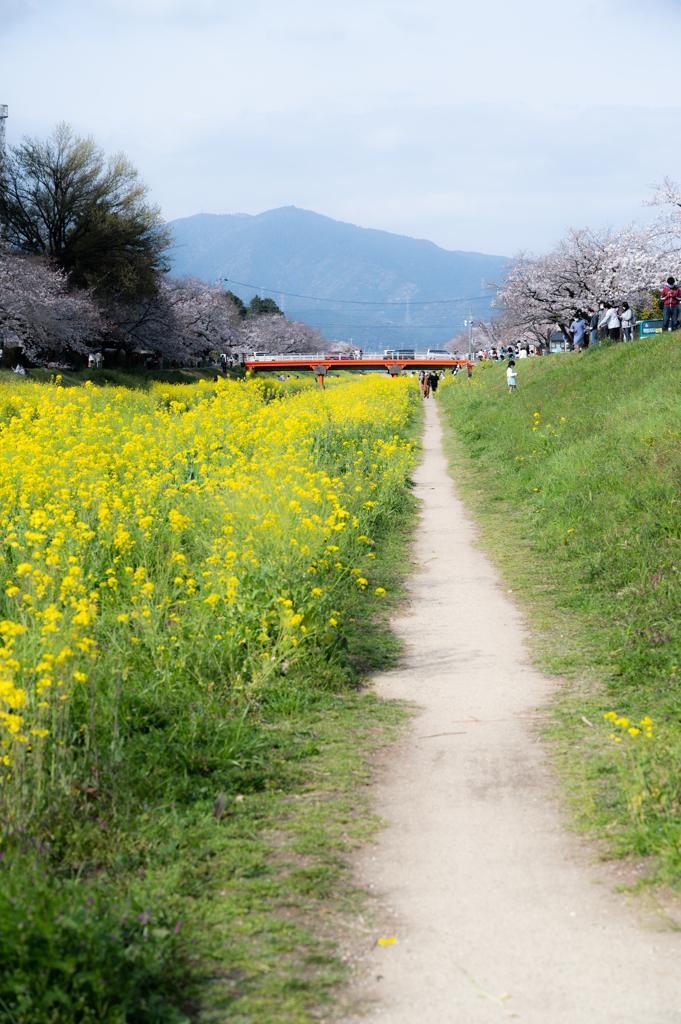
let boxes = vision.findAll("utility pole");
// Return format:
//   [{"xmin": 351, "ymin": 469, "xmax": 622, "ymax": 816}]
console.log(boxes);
[
  {"xmin": 0, "ymin": 105, "xmax": 7, "ymax": 239},
  {"xmin": 0, "ymin": 104, "xmax": 7, "ymax": 165}
]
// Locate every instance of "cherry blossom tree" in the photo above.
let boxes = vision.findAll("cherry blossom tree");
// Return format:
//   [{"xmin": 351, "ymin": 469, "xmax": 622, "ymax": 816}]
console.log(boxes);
[
  {"xmin": 643, "ymin": 177, "xmax": 681, "ymax": 276},
  {"xmin": 0, "ymin": 247, "xmax": 332, "ymax": 365},
  {"xmin": 490, "ymin": 223, "xmax": 661, "ymax": 347},
  {"xmin": 0, "ymin": 241, "xmax": 103, "ymax": 361},
  {"xmin": 110, "ymin": 277, "xmax": 244, "ymax": 361},
  {"xmin": 107, "ymin": 278, "xmax": 328, "ymax": 362},
  {"xmin": 238, "ymin": 310, "xmax": 327, "ymax": 354}
]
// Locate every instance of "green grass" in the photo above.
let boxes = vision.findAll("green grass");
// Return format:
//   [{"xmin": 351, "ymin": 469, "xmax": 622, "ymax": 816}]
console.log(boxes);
[
  {"xmin": 1, "ymin": 684, "xmax": 411, "ymax": 1024},
  {"xmin": 437, "ymin": 336, "xmax": 681, "ymax": 886}
]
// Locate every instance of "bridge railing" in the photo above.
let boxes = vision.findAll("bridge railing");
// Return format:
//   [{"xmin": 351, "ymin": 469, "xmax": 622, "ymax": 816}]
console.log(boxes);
[{"xmin": 246, "ymin": 352, "xmax": 458, "ymax": 362}]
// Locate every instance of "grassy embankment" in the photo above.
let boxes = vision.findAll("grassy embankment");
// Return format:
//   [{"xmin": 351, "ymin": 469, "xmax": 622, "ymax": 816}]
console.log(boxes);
[
  {"xmin": 0, "ymin": 375, "xmax": 421, "ymax": 1023},
  {"xmin": 437, "ymin": 337, "xmax": 681, "ymax": 886}
]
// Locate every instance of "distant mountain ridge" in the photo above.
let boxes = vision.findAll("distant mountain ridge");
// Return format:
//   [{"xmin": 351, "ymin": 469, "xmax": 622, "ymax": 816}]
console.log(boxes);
[{"xmin": 168, "ymin": 206, "xmax": 508, "ymax": 348}]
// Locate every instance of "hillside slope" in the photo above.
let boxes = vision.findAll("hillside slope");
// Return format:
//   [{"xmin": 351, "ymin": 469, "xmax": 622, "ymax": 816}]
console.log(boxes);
[
  {"xmin": 168, "ymin": 206, "xmax": 508, "ymax": 349},
  {"xmin": 438, "ymin": 337, "xmax": 681, "ymax": 882}
]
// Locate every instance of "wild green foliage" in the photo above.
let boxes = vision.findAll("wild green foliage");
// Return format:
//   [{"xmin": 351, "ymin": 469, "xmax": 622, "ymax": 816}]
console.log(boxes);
[
  {"xmin": 438, "ymin": 339, "xmax": 681, "ymax": 883},
  {"xmin": 0, "ymin": 858, "xmax": 189, "ymax": 1024}
]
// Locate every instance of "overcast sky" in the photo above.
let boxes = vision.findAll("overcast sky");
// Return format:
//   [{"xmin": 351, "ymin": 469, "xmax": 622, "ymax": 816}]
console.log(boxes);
[{"xmin": 2, "ymin": 0, "xmax": 679, "ymax": 257}]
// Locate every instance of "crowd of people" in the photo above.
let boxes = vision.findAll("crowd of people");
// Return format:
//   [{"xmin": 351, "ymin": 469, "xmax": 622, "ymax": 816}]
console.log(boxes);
[
  {"xmin": 570, "ymin": 300, "xmax": 635, "ymax": 352},
  {"xmin": 416, "ymin": 369, "xmax": 445, "ymax": 397},
  {"xmin": 568, "ymin": 276, "xmax": 681, "ymax": 352},
  {"xmin": 474, "ymin": 342, "xmax": 539, "ymax": 362}
]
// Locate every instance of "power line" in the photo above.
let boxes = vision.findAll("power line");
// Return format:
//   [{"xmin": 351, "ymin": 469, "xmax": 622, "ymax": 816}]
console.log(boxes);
[
  {"xmin": 285, "ymin": 296, "xmax": 492, "ymax": 317},
  {"xmin": 289, "ymin": 323, "xmax": 474, "ymax": 330},
  {"xmin": 221, "ymin": 276, "xmax": 497, "ymax": 307}
]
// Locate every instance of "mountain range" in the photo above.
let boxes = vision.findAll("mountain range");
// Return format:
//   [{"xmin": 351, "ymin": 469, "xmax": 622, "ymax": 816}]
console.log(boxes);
[{"xmin": 168, "ymin": 206, "xmax": 509, "ymax": 349}]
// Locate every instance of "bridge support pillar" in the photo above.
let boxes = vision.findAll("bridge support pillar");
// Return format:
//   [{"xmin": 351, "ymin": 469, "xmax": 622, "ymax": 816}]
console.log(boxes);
[{"xmin": 313, "ymin": 364, "xmax": 328, "ymax": 389}]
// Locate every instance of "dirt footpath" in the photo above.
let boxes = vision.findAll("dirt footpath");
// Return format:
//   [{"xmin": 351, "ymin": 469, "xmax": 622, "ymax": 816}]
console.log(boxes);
[{"xmin": 344, "ymin": 400, "xmax": 681, "ymax": 1023}]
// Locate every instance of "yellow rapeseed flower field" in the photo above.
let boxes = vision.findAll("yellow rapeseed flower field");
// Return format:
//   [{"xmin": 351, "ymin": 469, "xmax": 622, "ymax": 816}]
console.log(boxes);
[{"xmin": 0, "ymin": 374, "xmax": 418, "ymax": 824}]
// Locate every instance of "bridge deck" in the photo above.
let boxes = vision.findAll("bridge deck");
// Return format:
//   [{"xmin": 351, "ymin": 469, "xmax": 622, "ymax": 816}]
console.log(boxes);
[{"xmin": 244, "ymin": 358, "xmax": 466, "ymax": 372}]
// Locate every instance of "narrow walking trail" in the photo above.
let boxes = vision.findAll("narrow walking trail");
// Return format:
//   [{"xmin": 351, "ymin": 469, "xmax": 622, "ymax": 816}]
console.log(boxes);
[{"xmin": 348, "ymin": 400, "xmax": 680, "ymax": 1023}]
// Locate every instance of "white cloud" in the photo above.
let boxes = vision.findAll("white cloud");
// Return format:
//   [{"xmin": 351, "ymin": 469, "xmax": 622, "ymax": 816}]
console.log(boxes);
[{"xmin": 2, "ymin": 0, "xmax": 681, "ymax": 256}]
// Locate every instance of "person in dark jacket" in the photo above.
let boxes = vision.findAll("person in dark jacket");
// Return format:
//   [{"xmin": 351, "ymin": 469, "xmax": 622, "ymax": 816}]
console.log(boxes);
[
  {"xmin": 588, "ymin": 309, "xmax": 599, "ymax": 347},
  {"xmin": 661, "ymin": 277, "xmax": 681, "ymax": 332}
]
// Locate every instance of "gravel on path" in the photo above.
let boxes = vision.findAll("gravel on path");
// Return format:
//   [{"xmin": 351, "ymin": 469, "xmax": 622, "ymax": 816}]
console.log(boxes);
[{"xmin": 344, "ymin": 399, "xmax": 680, "ymax": 1024}]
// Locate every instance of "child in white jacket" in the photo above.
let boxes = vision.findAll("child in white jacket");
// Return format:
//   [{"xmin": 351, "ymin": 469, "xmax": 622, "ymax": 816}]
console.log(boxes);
[{"xmin": 506, "ymin": 361, "xmax": 517, "ymax": 393}]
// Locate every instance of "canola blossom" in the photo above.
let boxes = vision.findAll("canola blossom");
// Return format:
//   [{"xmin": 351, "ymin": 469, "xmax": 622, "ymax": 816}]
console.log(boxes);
[
  {"xmin": 0, "ymin": 374, "xmax": 418, "ymax": 821},
  {"xmin": 604, "ymin": 711, "xmax": 654, "ymax": 741}
]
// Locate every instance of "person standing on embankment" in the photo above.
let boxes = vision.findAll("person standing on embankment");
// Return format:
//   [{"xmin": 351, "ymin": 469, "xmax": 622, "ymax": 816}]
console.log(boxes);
[
  {"xmin": 570, "ymin": 314, "xmax": 586, "ymax": 352},
  {"xmin": 588, "ymin": 309, "xmax": 599, "ymax": 347},
  {"xmin": 602, "ymin": 302, "xmax": 621, "ymax": 341},
  {"xmin": 661, "ymin": 276, "xmax": 681, "ymax": 332},
  {"xmin": 620, "ymin": 302, "xmax": 635, "ymax": 341},
  {"xmin": 506, "ymin": 359, "xmax": 517, "ymax": 393}
]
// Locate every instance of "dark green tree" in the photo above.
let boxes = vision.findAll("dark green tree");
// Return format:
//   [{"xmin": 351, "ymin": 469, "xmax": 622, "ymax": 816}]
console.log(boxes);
[
  {"xmin": 0, "ymin": 123, "xmax": 172, "ymax": 303},
  {"xmin": 248, "ymin": 294, "xmax": 282, "ymax": 316},
  {"xmin": 223, "ymin": 290, "xmax": 247, "ymax": 318}
]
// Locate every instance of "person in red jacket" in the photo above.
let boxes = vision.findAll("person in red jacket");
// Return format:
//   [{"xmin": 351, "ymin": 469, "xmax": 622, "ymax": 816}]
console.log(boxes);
[
  {"xmin": 466, "ymin": 360, "xmax": 473, "ymax": 379},
  {"xmin": 661, "ymin": 276, "xmax": 681, "ymax": 332}
]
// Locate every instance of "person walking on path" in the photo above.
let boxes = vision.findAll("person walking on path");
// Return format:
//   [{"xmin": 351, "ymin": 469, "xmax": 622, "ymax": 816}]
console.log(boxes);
[
  {"xmin": 597, "ymin": 301, "xmax": 608, "ymax": 341},
  {"xmin": 602, "ymin": 302, "xmax": 621, "ymax": 341},
  {"xmin": 588, "ymin": 309, "xmax": 599, "ymax": 347},
  {"xmin": 506, "ymin": 359, "xmax": 517, "ymax": 393},
  {"xmin": 620, "ymin": 302, "xmax": 635, "ymax": 341},
  {"xmin": 422, "ymin": 373, "xmax": 431, "ymax": 399},
  {"xmin": 466, "ymin": 360, "xmax": 473, "ymax": 379},
  {"xmin": 570, "ymin": 314, "xmax": 586, "ymax": 352},
  {"xmin": 661, "ymin": 276, "xmax": 680, "ymax": 332},
  {"xmin": 429, "ymin": 371, "xmax": 440, "ymax": 394}
]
